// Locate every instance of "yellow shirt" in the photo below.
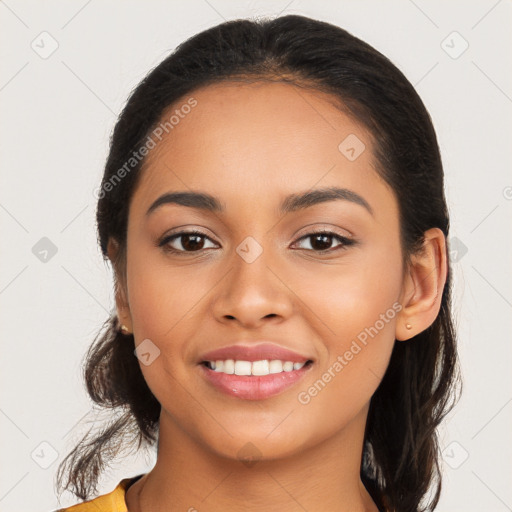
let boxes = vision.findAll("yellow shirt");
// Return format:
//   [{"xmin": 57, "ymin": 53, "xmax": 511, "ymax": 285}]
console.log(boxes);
[{"xmin": 55, "ymin": 475, "xmax": 144, "ymax": 512}]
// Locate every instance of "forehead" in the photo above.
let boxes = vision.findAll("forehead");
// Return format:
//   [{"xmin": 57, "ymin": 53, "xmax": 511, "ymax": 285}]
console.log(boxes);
[{"xmin": 130, "ymin": 80, "xmax": 396, "ymax": 222}]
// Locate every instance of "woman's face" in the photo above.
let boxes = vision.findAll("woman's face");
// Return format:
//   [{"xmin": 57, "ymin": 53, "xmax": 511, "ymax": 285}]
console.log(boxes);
[{"xmin": 121, "ymin": 81, "xmax": 407, "ymax": 461}]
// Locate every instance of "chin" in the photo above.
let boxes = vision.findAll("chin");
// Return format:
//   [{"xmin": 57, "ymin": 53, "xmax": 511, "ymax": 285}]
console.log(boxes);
[{"xmin": 198, "ymin": 425, "xmax": 314, "ymax": 465}]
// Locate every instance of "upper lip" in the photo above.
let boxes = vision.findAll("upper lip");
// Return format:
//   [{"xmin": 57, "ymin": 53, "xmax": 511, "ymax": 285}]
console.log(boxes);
[{"xmin": 198, "ymin": 342, "xmax": 313, "ymax": 364}]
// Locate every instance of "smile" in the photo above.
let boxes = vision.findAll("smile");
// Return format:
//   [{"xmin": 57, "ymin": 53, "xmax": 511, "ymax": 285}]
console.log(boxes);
[
  {"xmin": 205, "ymin": 359, "xmax": 308, "ymax": 375},
  {"xmin": 198, "ymin": 359, "xmax": 313, "ymax": 400}
]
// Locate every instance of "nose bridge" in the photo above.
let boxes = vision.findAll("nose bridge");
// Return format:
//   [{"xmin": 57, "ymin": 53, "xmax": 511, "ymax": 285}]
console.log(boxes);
[
  {"xmin": 230, "ymin": 232, "xmax": 277, "ymax": 293},
  {"xmin": 225, "ymin": 206, "xmax": 275, "ymax": 271},
  {"xmin": 212, "ymin": 231, "xmax": 293, "ymax": 324}
]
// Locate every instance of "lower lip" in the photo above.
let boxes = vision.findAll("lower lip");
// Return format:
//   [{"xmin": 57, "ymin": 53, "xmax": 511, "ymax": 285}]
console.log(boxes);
[{"xmin": 198, "ymin": 362, "xmax": 313, "ymax": 400}]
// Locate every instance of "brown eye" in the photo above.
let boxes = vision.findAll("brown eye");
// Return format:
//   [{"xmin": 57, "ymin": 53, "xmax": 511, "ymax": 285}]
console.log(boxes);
[
  {"xmin": 159, "ymin": 230, "xmax": 217, "ymax": 254},
  {"xmin": 293, "ymin": 231, "xmax": 355, "ymax": 253}
]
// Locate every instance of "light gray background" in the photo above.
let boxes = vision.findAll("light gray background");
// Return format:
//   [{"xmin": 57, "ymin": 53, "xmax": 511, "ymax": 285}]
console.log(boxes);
[{"xmin": 1, "ymin": 1, "xmax": 511, "ymax": 511}]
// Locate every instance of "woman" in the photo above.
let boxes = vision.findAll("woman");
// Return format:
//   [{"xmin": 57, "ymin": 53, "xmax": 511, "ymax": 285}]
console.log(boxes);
[{"xmin": 54, "ymin": 13, "xmax": 461, "ymax": 512}]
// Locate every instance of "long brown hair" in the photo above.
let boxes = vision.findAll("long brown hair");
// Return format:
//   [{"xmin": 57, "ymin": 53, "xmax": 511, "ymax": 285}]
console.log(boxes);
[{"xmin": 55, "ymin": 14, "xmax": 462, "ymax": 511}]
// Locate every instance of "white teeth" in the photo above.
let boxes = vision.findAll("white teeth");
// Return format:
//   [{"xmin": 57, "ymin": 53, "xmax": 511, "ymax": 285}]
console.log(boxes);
[
  {"xmin": 252, "ymin": 360, "xmax": 270, "ymax": 376},
  {"xmin": 283, "ymin": 361, "xmax": 294, "ymax": 372},
  {"xmin": 223, "ymin": 359, "xmax": 235, "ymax": 374},
  {"xmin": 206, "ymin": 359, "xmax": 308, "ymax": 376},
  {"xmin": 269, "ymin": 360, "xmax": 283, "ymax": 374},
  {"xmin": 234, "ymin": 360, "xmax": 252, "ymax": 375}
]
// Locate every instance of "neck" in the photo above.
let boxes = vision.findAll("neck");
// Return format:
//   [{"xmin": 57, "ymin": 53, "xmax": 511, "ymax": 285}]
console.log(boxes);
[{"xmin": 126, "ymin": 404, "xmax": 379, "ymax": 512}]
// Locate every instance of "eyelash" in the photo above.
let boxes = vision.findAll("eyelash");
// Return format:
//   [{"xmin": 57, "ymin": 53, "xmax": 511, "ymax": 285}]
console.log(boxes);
[{"xmin": 157, "ymin": 228, "xmax": 356, "ymax": 256}]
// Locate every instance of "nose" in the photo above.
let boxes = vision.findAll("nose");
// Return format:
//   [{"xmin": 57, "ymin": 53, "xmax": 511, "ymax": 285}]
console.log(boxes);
[{"xmin": 211, "ymin": 240, "xmax": 294, "ymax": 329}]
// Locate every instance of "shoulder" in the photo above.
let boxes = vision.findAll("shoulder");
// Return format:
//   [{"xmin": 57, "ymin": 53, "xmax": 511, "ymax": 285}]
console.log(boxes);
[{"xmin": 53, "ymin": 477, "xmax": 138, "ymax": 512}]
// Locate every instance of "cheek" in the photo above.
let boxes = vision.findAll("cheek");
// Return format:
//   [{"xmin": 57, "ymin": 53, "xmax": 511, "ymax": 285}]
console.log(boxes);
[
  {"xmin": 125, "ymin": 248, "xmax": 219, "ymax": 391},
  {"xmin": 126, "ymin": 247, "xmax": 212, "ymax": 339},
  {"xmin": 124, "ymin": 250, "xmax": 206, "ymax": 413},
  {"xmin": 292, "ymin": 243, "xmax": 403, "ymax": 347},
  {"xmin": 291, "ymin": 247, "xmax": 402, "ymax": 417}
]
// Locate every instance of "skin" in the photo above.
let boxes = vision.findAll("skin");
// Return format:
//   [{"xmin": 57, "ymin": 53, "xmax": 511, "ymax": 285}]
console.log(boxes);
[{"xmin": 108, "ymin": 80, "xmax": 447, "ymax": 512}]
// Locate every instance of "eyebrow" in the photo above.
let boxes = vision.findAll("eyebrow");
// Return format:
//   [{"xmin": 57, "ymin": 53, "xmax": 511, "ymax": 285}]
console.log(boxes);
[{"xmin": 145, "ymin": 186, "xmax": 373, "ymax": 217}]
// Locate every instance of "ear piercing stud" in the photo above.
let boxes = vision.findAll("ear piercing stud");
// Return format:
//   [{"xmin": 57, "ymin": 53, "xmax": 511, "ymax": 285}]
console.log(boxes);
[
  {"xmin": 120, "ymin": 324, "xmax": 131, "ymax": 335},
  {"xmin": 405, "ymin": 323, "xmax": 412, "ymax": 330}
]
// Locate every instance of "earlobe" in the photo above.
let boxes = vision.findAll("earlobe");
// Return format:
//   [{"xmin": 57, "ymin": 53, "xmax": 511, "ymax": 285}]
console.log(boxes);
[
  {"xmin": 114, "ymin": 285, "xmax": 133, "ymax": 333},
  {"xmin": 395, "ymin": 228, "xmax": 447, "ymax": 341},
  {"xmin": 106, "ymin": 237, "xmax": 133, "ymax": 332}
]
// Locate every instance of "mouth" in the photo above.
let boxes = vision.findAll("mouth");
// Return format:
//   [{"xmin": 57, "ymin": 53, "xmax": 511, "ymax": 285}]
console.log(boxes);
[
  {"xmin": 197, "ymin": 359, "xmax": 314, "ymax": 400},
  {"xmin": 201, "ymin": 358, "xmax": 313, "ymax": 374}
]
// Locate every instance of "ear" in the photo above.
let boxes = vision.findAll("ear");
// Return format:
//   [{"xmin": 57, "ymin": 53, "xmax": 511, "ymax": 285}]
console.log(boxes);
[
  {"xmin": 106, "ymin": 237, "xmax": 132, "ymax": 331},
  {"xmin": 395, "ymin": 227, "xmax": 448, "ymax": 341}
]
